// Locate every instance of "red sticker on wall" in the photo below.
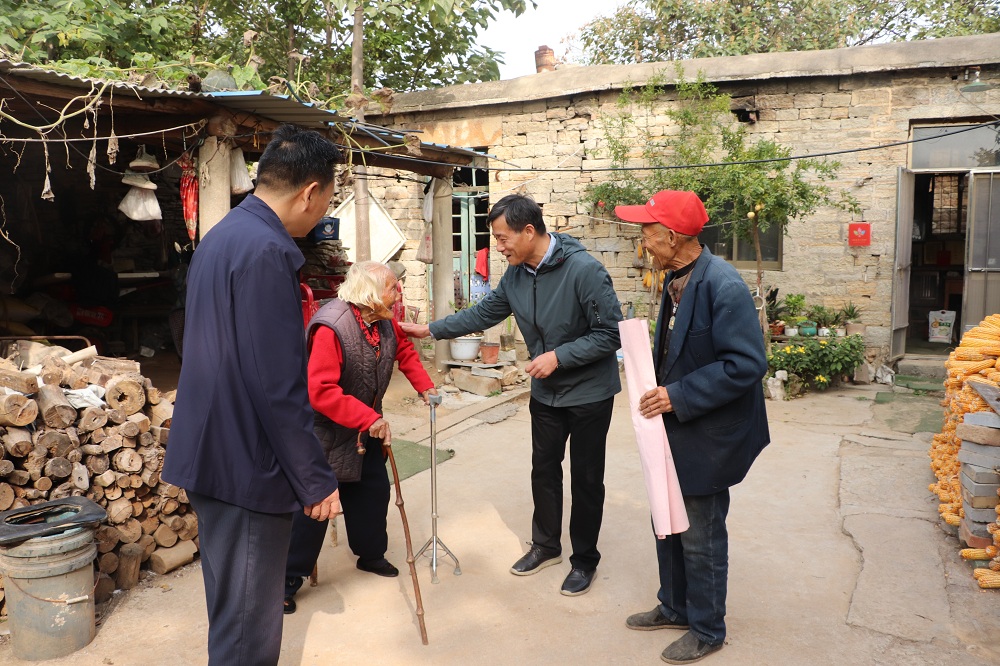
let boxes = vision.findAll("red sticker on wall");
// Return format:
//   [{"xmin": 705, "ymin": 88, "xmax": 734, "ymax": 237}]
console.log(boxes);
[{"xmin": 848, "ymin": 222, "xmax": 871, "ymax": 246}]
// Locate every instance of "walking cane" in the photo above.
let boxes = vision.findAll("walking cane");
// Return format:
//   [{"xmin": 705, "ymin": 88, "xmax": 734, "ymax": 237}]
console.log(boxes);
[{"xmin": 385, "ymin": 441, "xmax": 429, "ymax": 645}]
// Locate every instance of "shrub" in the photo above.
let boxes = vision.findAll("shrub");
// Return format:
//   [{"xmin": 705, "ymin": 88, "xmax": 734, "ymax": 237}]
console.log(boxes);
[{"xmin": 768, "ymin": 334, "xmax": 865, "ymax": 391}]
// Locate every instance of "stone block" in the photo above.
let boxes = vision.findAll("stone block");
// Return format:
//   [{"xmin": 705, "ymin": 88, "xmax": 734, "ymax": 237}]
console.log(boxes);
[
  {"xmin": 963, "ymin": 411, "xmax": 1000, "ymax": 429},
  {"xmin": 961, "ymin": 462, "xmax": 1000, "ymax": 484},
  {"xmin": 501, "ymin": 364, "xmax": 520, "ymax": 386},
  {"xmin": 962, "ymin": 500, "xmax": 998, "ymax": 524},
  {"xmin": 961, "ymin": 482, "xmax": 999, "ymax": 509},
  {"xmin": 775, "ymin": 108, "xmax": 799, "ymax": 121},
  {"xmin": 451, "ymin": 368, "xmax": 501, "ymax": 397},
  {"xmin": 958, "ymin": 440, "xmax": 1000, "ymax": 468},
  {"xmin": 960, "ymin": 519, "xmax": 992, "ymax": 549},
  {"xmin": 957, "ymin": 423, "xmax": 1000, "ymax": 447}
]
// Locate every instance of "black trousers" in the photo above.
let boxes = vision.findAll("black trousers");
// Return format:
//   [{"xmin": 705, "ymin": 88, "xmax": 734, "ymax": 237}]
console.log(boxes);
[
  {"xmin": 187, "ymin": 490, "xmax": 293, "ymax": 666},
  {"xmin": 285, "ymin": 439, "xmax": 390, "ymax": 596},
  {"xmin": 528, "ymin": 396, "xmax": 614, "ymax": 571}
]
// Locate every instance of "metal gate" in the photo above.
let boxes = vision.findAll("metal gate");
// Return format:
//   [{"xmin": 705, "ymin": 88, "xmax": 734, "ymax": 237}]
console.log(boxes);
[{"xmin": 891, "ymin": 167, "xmax": 915, "ymax": 360}]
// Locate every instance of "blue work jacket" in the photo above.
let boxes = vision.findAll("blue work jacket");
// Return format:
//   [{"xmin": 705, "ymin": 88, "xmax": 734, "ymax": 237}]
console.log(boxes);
[{"xmin": 161, "ymin": 195, "xmax": 338, "ymax": 514}]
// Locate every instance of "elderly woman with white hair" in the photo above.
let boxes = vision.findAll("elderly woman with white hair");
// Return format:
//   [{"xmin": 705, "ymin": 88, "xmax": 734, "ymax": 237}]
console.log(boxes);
[{"xmin": 283, "ymin": 260, "xmax": 436, "ymax": 614}]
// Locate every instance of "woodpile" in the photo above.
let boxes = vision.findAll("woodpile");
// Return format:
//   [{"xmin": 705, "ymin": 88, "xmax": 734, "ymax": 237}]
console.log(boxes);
[{"xmin": 0, "ymin": 341, "xmax": 192, "ymax": 619}]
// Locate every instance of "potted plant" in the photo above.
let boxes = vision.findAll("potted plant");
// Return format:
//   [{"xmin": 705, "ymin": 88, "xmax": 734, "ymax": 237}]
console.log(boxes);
[
  {"xmin": 448, "ymin": 300, "xmax": 484, "ymax": 361},
  {"xmin": 841, "ymin": 301, "xmax": 866, "ymax": 336},
  {"xmin": 808, "ymin": 305, "xmax": 838, "ymax": 337}
]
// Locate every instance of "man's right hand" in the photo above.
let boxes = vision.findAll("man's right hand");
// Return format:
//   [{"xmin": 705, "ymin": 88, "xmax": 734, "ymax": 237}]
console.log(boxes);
[
  {"xmin": 304, "ymin": 489, "xmax": 341, "ymax": 522},
  {"xmin": 400, "ymin": 322, "xmax": 430, "ymax": 338},
  {"xmin": 369, "ymin": 417, "xmax": 391, "ymax": 447}
]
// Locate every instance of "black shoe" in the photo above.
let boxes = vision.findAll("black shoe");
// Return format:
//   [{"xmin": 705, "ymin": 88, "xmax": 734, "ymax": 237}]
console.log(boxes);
[
  {"xmin": 509, "ymin": 546, "xmax": 562, "ymax": 576},
  {"xmin": 283, "ymin": 596, "xmax": 296, "ymax": 615},
  {"xmin": 559, "ymin": 568, "xmax": 595, "ymax": 596},
  {"xmin": 357, "ymin": 558, "xmax": 399, "ymax": 577},
  {"xmin": 626, "ymin": 606, "xmax": 690, "ymax": 631},
  {"xmin": 661, "ymin": 631, "xmax": 723, "ymax": 664}
]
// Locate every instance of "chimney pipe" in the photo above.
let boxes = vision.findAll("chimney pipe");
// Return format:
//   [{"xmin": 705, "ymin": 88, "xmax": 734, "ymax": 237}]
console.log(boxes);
[{"xmin": 534, "ymin": 45, "xmax": 555, "ymax": 73}]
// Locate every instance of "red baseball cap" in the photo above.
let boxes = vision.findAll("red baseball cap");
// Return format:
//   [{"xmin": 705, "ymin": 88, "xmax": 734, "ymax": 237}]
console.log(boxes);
[{"xmin": 615, "ymin": 190, "xmax": 708, "ymax": 236}]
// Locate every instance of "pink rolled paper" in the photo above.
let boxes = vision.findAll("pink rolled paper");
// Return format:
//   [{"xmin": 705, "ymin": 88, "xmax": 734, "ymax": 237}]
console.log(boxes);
[{"xmin": 618, "ymin": 318, "xmax": 689, "ymax": 538}]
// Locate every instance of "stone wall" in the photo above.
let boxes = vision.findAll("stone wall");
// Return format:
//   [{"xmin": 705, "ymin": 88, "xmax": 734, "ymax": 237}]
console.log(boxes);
[{"xmin": 369, "ymin": 47, "xmax": 1000, "ymax": 363}]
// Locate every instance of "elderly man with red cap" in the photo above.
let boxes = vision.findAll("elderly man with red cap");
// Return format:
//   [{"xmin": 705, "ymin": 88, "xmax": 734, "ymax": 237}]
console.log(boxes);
[{"xmin": 615, "ymin": 190, "xmax": 769, "ymax": 665}]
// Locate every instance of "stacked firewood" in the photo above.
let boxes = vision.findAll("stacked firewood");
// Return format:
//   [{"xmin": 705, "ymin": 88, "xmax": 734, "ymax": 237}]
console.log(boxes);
[{"xmin": 0, "ymin": 342, "xmax": 196, "ymax": 619}]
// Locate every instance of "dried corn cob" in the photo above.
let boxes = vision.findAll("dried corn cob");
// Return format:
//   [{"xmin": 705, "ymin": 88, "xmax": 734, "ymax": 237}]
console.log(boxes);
[{"xmin": 961, "ymin": 548, "xmax": 991, "ymax": 560}]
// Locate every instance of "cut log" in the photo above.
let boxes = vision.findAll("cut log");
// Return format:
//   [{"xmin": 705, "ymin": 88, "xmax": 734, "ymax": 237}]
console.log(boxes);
[
  {"xmin": 145, "ymin": 384, "xmax": 162, "ymax": 405},
  {"xmin": 0, "ymin": 367, "xmax": 39, "ymax": 394},
  {"xmin": 50, "ymin": 482, "xmax": 75, "ymax": 500},
  {"xmin": 85, "ymin": 454, "xmax": 110, "ymax": 476},
  {"xmin": 24, "ymin": 445, "xmax": 48, "ymax": 480},
  {"xmin": 43, "ymin": 457, "xmax": 72, "ymax": 479},
  {"xmin": 61, "ymin": 366, "xmax": 89, "ymax": 390},
  {"xmin": 126, "ymin": 413, "xmax": 150, "ymax": 433},
  {"xmin": 149, "ymin": 426, "xmax": 169, "ymax": 444},
  {"xmin": 117, "ymin": 518, "xmax": 142, "ymax": 544},
  {"xmin": 153, "ymin": 523, "xmax": 179, "ymax": 548},
  {"xmin": 137, "ymin": 534, "xmax": 156, "ymax": 562},
  {"xmin": 112, "ymin": 449, "xmax": 143, "ymax": 473},
  {"xmin": 65, "ymin": 448, "xmax": 82, "ymax": 464},
  {"xmin": 161, "ymin": 498, "xmax": 180, "ymax": 515},
  {"xmin": 106, "ymin": 497, "xmax": 132, "ymax": 524},
  {"xmin": 98, "ymin": 551, "xmax": 119, "ymax": 574},
  {"xmin": 176, "ymin": 513, "xmax": 199, "ymax": 541},
  {"xmin": 37, "ymin": 430, "xmax": 72, "ymax": 457},
  {"xmin": 40, "ymin": 358, "xmax": 66, "ymax": 387},
  {"xmin": 117, "ymin": 421, "xmax": 140, "ymax": 438},
  {"xmin": 139, "ymin": 468, "xmax": 159, "ymax": 487},
  {"xmin": 37, "ymin": 385, "xmax": 76, "ymax": 428},
  {"xmin": 138, "ymin": 431, "xmax": 154, "ymax": 447},
  {"xmin": 0, "ymin": 482, "xmax": 13, "ymax": 510},
  {"xmin": 80, "ymin": 443, "xmax": 103, "ymax": 455},
  {"xmin": 106, "ymin": 408, "xmax": 126, "ymax": 424},
  {"xmin": 105, "ymin": 375, "xmax": 145, "ymax": 415},
  {"xmin": 116, "ymin": 473, "xmax": 131, "ymax": 489},
  {"xmin": 25, "ymin": 346, "xmax": 96, "ymax": 375},
  {"xmin": 140, "ymin": 514, "xmax": 159, "ymax": 535},
  {"xmin": 33, "ymin": 476, "xmax": 52, "ymax": 492},
  {"xmin": 0, "ymin": 459, "xmax": 14, "ymax": 476},
  {"xmin": 95, "ymin": 525, "xmax": 121, "ymax": 553},
  {"xmin": 5, "ymin": 469, "xmax": 29, "ymax": 486},
  {"xmin": 77, "ymin": 407, "xmax": 107, "ymax": 433},
  {"xmin": 147, "ymin": 400, "xmax": 173, "ymax": 428},
  {"xmin": 85, "ymin": 485, "xmax": 104, "ymax": 503},
  {"xmin": 0, "ymin": 394, "xmax": 37, "ymax": 427},
  {"xmin": 149, "ymin": 539, "xmax": 197, "ymax": 575},
  {"xmin": 3, "ymin": 428, "xmax": 33, "ymax": 457},
  {"xmin": 103, "ymin": 484, "xmax": 122, "ymax": 501},
  {"xmin": 71, "ymin": 462, "xmax": 89, "ymax": 491},
  {"xmin": 116, "ymin": 543, "xmax": 144, "ymax": 590},
  {"xmin": 89, "ymin": 426, "xmax": 107, "ymax": 443},
  {"xmin": 102, "ymin": 433, "xmax": 124, "ymax": 454},
  {"xmin": 91, "ymin": 356, "xmax": 141, "ymax": 375},
  {"xmin": 94, "ymin": 574, "xmax": 115, "ymax": 604},
  {"xmin": 16, "ymin": 340, "xmax": 71, "ymax": 367}
]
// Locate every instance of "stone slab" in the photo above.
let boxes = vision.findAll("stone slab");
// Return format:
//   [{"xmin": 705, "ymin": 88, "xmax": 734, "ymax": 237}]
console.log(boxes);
[
  {"xmin": 962, "ymin": 461, "xmax": 1000, "ymax": 484},
  {"xmin": 843, "ymin": 514, "xmax": 951, "ymax": 642},
  {"xmin": 961, "ymin": 518, "xmax": 993, "ymax": 545},
  {"xmin": 957, "ymin": 440, "xmax": 1000, "ymax": 468},
  {"xmin": 962, "ymin": 499, "xmax": 999, "ymax": 523},
  {"xmin": 963, "ymin": 411, "xmax": 1000, "ymax": 428},
  {"xmin": 957, "ymin": 422, "xmax": 1000, "ymax": 447},
  {"xmin": 961, "ymin": 470, "xmax": 1000, "ymax": 497},
  {"xmin": 470, "ymin": 366, "xmax": 503, "ymax": 379},
  {"xmin": 962, "ymin": 483, "xmax": 1000, "ymax": 509},
  {"xmin": 451, "ymin": 368, "xmax": 501, "ymax": 397}
]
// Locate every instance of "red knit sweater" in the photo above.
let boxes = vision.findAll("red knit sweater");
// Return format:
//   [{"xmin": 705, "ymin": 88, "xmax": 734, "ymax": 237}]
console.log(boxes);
[{"xmin": 308, "ymin": 319, "xmax": 434, "ymax": 432}]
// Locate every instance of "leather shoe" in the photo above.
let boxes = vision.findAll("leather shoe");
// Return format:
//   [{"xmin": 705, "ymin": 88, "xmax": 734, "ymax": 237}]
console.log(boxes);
[
  {"xmin": 559, "ymin": 567, "xmax": 595, "ymax": 596},
  {"xmin": 510, "ymin": 545, "xmax": 562, "ymax": 576},
  {"xmin": 660, "ymin": 631, "xmax": 723, "ymax": 664},
  {"xmin": 283, "ymin": 596, "xmax": 296, "ymax": 615},
  {"xmin": 626, "ymin": 606, "xmax": 689, "ymax": 631},
  {"xmin": 357, "ymin": 558, "xmax": 399, "ymax": 577}
]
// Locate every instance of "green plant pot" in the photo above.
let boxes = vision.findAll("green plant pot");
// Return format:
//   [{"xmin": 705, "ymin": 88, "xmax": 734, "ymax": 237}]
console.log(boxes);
[{"xmin": 799, "ymin": 321, "xmax": 817, "ymax": 336}]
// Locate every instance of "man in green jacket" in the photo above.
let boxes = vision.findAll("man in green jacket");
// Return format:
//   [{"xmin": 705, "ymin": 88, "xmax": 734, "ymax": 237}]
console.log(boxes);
[{"xmin": 401, "ymin": 193, "xmax": 622, "ymax": 596}]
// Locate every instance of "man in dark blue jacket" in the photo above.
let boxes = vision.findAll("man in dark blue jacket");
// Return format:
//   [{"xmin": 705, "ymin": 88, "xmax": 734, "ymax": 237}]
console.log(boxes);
[
  {"xmin": 162, "ymin": 125, "xmax": 342, "ymax": 666},
  {"xmin": 402, "ymin": 194, "xmax": 622, "ymax": 597},
  {"xmin": 616, "ymin": 190, "xmax": 769, "ymax": 665}
]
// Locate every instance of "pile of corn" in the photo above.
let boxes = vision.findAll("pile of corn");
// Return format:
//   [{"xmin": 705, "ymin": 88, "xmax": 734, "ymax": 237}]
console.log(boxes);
[{"xmin": 932, "ymin": 314, "xmax": 1000, "ymax": 588}]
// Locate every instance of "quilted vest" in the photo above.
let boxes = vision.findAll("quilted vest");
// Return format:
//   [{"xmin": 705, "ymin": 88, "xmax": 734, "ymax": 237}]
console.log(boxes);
[{"xmin": 307, "ymin": 298, "xmax": 397, "ymax": 482}]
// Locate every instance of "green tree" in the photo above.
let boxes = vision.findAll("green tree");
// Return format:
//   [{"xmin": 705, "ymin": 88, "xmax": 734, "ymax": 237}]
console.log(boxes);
[
  {"xmin": 569, "ymin": 0, "xmax": 1000, "ymax": 65},
  {"xmin": 587, "ymin": 69, "xmax": 859, "ymax": 295}
]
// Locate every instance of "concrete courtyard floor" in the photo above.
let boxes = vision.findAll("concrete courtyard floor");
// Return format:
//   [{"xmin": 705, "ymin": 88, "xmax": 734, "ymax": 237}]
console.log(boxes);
[{"xmin": 3, "ymin": 375, "xmax": 1000, "ymax": 665}]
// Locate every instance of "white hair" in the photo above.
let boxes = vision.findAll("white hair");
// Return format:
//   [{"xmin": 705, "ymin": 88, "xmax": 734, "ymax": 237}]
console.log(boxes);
[{"xmin": 337, "ymin": 261, "xmax": 395, "ymax": 309}]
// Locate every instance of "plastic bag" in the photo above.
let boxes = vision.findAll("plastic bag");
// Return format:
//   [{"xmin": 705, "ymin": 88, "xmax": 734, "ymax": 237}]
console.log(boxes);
[
  {"xmin": 416, "ymin": 222, "xmax": 433, "ymax": 263},
  {"xmin": 929, "ymin": 310, "xmax": 956, "ymax": 343},
  {"xmin": 118, "ymin": 187, "xmax": 162, "ymax": 221},
  {"xmin": 230, "ymin": 145, "xmax": 253, "ymax": 195}
]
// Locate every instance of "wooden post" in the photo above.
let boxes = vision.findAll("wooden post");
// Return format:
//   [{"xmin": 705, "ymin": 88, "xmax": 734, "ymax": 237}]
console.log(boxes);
[
  {"xmin": 198, "ymin": 136, "xmax": 232, "ymax": 238},
  {"xmin": 349, "ymin": 4, "xmax": 372, "ymax": 262},
  {"xmin": 432, "ymin": 177, "xmax": 455, "ymax": 371}
]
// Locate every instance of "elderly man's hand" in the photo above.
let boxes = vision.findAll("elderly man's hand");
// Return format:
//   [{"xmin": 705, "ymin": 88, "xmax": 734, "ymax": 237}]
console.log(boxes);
[
  {"xmin": 525, "ymin": 350, "xmax": 559, "ymax": 379},
  {"xmin": 304, "ymin": 489, "xmax": 342, "ymax": 522},
  {"xmin": 400, "ymin": 322, "xmax": 430, "ymax": 338},
  {"xmin": 420, "ymin": 388, "xmax": 439, "ymax": 405},
  {"xmin": 639, "ymin": 386, "xmax": 672, "ymax": 418}
]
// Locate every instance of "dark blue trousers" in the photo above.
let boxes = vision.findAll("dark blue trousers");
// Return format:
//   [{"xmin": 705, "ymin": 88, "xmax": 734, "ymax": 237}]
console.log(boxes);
[
  {"xmin": 528, "ymin": 396, "xmax": 614, "ymax": 571},
  {"xmin": 188, "ymin": 490, "xmax": 293, "ymax": 666},
  {"xmin": 656, "ymin": 490, "xmax": 731, "ymax": 646}
]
